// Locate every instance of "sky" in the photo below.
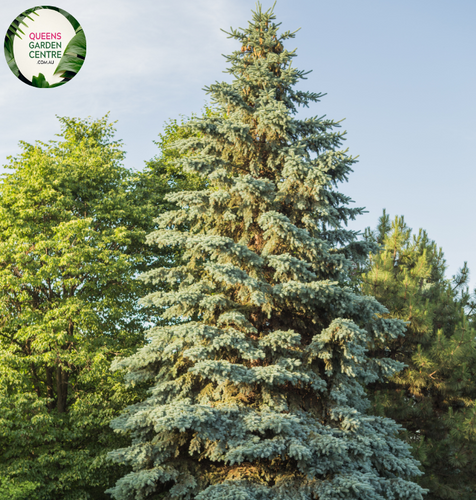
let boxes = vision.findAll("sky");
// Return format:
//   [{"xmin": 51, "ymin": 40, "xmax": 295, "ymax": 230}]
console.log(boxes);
[{"xmin": 1, "ymin": 0, "xmax": 475, "ymax": 287}]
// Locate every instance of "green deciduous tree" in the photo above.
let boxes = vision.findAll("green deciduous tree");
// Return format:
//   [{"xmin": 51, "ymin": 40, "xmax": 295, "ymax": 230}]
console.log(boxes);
[
  {"xmin": 141, "ymin": 113, "xmax": 209, "ymax": 221},
  {"xmin": 106, "ymin": 5, "xmax": 426, "ymax": 499},
  {"xmin": 0, "ymin": 116, "xmax": 160, "ymax": 499},
  {"xmin": 139, "ymin": 113, "xmax": 209, "ymax": 313},
  {"xmin": 362, "ymin": 212, "xmax": 476, "ymax": 500}
]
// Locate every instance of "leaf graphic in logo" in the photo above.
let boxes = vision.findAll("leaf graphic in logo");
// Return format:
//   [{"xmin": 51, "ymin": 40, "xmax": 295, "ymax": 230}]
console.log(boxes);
[
  {"xmin": 4, "ymin": 8, "xmax": 40, "ymax": 78},
  {"xmin": 53, "ymin": 27, "xmax": 86, "ymax": 78},
  {"xmin": 31, "ymin": 73, "xmax": 50, "ymax": 88}
]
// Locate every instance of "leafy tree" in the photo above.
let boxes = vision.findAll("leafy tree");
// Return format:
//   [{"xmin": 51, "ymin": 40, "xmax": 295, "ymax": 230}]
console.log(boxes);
[
  {"xmin": 0, "ymin": 109, "xmax": 215, "ymax": 499},
  {"xmin": 142, "ymin": 113, "xmax": 209, "ymax": 218},
  {"xmin": 362, "ymin": 211, "xmax": 476, "ymax": 499},
  {"xmin": 130, "ymin": 112, "xmax": 211, "ymax": 331},
  {"xmin": 0, "ymin": 116, "xmax": 162, "ymax": 499},
  {"xmin": 106, "ymin": 5, "xmax": 426, "ymax": 500}
]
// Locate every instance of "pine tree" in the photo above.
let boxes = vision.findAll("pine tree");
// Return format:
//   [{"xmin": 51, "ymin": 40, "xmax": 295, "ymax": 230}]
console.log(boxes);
[
  {"xmin": 362, "ymin": 212, "xmax": 476, "ymax": 499},
  {"xmin": 107, "ymin": 5, "xmax": 427, "ymax": 499}
]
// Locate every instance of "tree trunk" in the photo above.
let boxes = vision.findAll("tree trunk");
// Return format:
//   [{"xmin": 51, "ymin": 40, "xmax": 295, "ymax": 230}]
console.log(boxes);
[
  {"xmin": 46, "ymin": 366, "xmax": 55, "ymax": 410},
  {"xmin": 56, "ymin": 366, "xmax": 69, "ymax": 413},
  {"xmin": 30, "ymin": 363, "xmax": 41, "ymax": 397}
]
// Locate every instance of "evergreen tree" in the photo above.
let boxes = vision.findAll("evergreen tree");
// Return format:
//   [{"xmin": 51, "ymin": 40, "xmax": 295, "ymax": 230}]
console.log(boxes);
[
  {"xmin": 132, "ymin": 111, "xmax": 212, "ymax": 329},
  {"xmin": 362, "ymin": 212, "xmax": 476, "ymax": 499},
  {"xmin": 107, "ymin": 5, "xmax": 427, "ymax": 499},
  {"xmin": 0, "ymin": 116, "xmax": 161, "ymax": 499}
]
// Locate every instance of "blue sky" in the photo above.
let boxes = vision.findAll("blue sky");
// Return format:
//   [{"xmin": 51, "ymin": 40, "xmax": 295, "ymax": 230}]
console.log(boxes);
[{"xmin": 1, "ymin": 0, "xmax": 475, "ymax": 286}]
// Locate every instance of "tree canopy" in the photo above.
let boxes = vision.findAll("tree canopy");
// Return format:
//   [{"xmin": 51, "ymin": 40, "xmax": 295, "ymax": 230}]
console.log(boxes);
[
  {"xmin": 362, "ymin": 212, "xmax": 476, "ymax": 500},
  {"xmin": 0, "ymin": 116, "xmax": 157, "ymax": 499},
  {"xmin": 106, "ymin": 5, "xmax": 426, "ymax": 500}
]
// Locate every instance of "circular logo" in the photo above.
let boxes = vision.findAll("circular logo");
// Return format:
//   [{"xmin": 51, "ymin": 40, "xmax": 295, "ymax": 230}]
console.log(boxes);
[{"xmin": 4, "ymin": 6, "xmax": 86, "ymax": 88}]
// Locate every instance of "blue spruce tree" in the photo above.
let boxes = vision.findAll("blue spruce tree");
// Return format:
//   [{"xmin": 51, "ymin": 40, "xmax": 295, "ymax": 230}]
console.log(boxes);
[{"xmin": 107, "ymin": 5, "xmax": 427, "ymax": 499}]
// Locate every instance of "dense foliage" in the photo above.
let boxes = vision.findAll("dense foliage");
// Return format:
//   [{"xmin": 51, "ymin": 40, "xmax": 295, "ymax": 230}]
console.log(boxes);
[
  {"xmin": 0, "ymin": 116, "xmax": 159, "ymax": 499},
  {"xmin": 362, "ymin": 212, "xmax": 476, "ymax": 499},
  {"xmin": 106, "ymin": 5, "xmax": 426, "ymax": 500},
  {"xmin": 1, "ymin": 6, "xmax": 474, "ymax": 500},
  {"xmin": 137, "ymin": 113, "xmax": 209, "ymax": 326}
]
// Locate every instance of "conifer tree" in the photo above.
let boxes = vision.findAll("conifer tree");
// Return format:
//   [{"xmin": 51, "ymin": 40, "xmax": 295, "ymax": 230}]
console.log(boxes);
[
  {"xmin": 107, "ymin": 5, "xmax": 427, "ymax": 499},
  {"xmin": 134, "ymin": 113, "xmax": 208, "ymax": 325},
  {"xmin": 362, "ymin": 213, "xmax": 476, "ymax": 500}
]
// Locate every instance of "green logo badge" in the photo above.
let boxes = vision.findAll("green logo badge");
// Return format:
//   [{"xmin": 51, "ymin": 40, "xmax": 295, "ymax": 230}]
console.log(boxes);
[{"xmin": 4, "ymin": 6, "xmax": 86, "ymax": 88}]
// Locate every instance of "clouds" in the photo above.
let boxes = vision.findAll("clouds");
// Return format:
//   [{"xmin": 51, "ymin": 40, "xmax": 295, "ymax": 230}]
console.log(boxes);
[
  {"xmin": 77, "ymin": 0, "xmax": 242, "ymax": 94},
  {"xmin": 0, "ymin": 0, "xmax": 248, "ymax": 166},
  {"xmin": 1, "ymin": 0, "xmax": 476, "ymax": 284}
]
